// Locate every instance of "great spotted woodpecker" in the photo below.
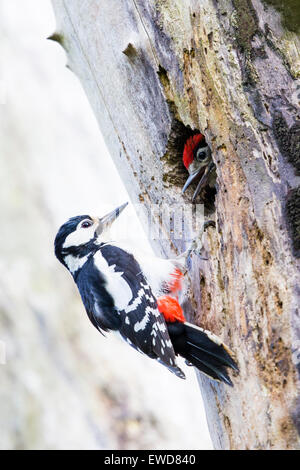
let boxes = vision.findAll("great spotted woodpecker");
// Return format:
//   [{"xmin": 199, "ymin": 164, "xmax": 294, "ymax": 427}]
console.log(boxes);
[
  {"xmin": 182, "ymin": 133, "xmax": 216, "ymax": 202},
  {"xmin": 54, "ymin": 203, "xmax": 238, "ymax": 385}
]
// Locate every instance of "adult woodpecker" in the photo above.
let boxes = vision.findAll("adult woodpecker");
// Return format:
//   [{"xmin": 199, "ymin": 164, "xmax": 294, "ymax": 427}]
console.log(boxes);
[
  {"xmin": 54, "ymin": 203, "xmax": 238, "ymax": 385},
  {"xmin": 182, "ymin": 133, "xmax": 216, "ymax": 202}
]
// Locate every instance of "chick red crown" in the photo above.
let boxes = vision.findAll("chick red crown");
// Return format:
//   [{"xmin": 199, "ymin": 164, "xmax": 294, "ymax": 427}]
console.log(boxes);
[{"xmin": 182, "ymin": 133, "xmax": 205, "ymax": 169}]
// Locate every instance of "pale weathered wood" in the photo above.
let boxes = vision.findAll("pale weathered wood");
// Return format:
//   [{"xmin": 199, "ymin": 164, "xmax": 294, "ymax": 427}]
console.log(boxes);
[{"xmin": 51, "ymin": 0, "xmax": 300, "ymax": 449}]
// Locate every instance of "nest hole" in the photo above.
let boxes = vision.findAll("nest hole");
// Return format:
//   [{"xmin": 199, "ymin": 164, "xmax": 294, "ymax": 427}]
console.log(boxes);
[{"xmin": 161, "ymin": 117, "xmax": 216, "ymax": 214}]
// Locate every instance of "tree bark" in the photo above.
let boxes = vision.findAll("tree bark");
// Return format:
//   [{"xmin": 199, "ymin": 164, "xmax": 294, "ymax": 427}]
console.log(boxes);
[{"xmin": 51, "ymin": 0, "xmax": 300, "ymax": 449}]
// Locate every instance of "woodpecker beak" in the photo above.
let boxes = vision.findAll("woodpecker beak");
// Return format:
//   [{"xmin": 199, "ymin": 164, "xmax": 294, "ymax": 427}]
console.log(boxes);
[
  {"xmin": 182, "ymin": 170, "xmax": 202, "ymax": 195},
  {"xmin": 192, "ymin": 161, "xmax": 214, "ymax": 203},
  {"xmin": 96, "ymin": 202, "xmax": 128, "ymax": 234}
]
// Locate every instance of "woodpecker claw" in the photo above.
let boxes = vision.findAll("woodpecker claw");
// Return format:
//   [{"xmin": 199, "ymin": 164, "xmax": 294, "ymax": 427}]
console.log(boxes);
[
  {"xmin": 186, "ymin": 220, "xmax": 216, "ymax": 260},
  {"xmin": 203, "ymin": 220, "xmax": 216, "ymax": 231}
]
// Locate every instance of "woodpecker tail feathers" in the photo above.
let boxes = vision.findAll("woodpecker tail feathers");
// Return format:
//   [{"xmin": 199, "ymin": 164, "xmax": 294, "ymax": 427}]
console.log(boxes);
[{"xmin": 167, "ymin": 321, "xmax": 238, "ymax": 386}]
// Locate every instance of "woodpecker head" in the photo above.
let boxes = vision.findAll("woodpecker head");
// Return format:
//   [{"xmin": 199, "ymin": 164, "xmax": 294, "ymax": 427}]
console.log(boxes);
[
  {"xmin": 182, "ymin": 133, "xmax": 214, "ymax": 202},
  {"xmin": 54, "ymin": 202, "xmax": 128, "ymax": 274}
]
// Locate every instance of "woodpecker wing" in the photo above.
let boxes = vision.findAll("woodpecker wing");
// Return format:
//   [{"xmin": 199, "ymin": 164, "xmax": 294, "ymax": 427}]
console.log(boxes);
[
  {"xmin": 98, "ymin": 245, "xmax": 185, "ymax": 378},
  {"xmin": 75, "ymin": 257, "xmax": 121, "ymax": 333}
]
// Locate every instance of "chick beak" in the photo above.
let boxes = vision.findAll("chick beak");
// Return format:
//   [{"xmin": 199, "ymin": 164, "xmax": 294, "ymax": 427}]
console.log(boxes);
[
  {"xmin": 182, "ymin": 169, "xmax": 203, "ymax": 194},
  {"xmin": 96, "ymin": 202, "xmax": 128, "ymax": 234},
  {"xmin": 192, "ymin": 161, "xmax": 215, "ymax": 203}
]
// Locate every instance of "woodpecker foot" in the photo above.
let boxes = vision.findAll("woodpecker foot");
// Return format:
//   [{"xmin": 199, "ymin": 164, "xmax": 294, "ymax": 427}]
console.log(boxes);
[
  {"xmin": 203, "ymin": 220, "xmax": 216, "ymax": 231},
  {"xmin": 185, "ymin": 359, "xmax": 193, "ymax": 367},
  {"xmin": 172, "ymin": 220, "xmax": 215, "ymax": 271},
  {"xmin": 186, "ymin": 220, "xmax": 216, "ymax": 259}
]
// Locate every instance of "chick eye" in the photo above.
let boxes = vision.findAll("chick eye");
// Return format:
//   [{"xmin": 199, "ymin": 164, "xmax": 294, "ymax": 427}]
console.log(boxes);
[
  {"xmin": 196, "ymin": 149, "xmax": 207, "ymax": 161},
  {"xmin": 81, "ymin": 220, "xmax": 92, "ymax": 228}
]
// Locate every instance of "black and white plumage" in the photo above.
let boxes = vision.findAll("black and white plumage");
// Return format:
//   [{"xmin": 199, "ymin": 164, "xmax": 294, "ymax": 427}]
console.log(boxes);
[
  {"xmin": 54, "ymin": 204, "xmax": 184, "ymax": 378},
  {"xmin": 54, "ymin": 203, "xmax": 238, "ymax": 384}
]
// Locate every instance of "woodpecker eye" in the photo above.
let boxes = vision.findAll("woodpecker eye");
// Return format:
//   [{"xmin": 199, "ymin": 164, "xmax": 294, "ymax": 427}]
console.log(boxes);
[
  {"xmin": 196, "ymin": 149, "xmax": 207, "ymax": 161},
  {"xmin": 81, "ymin": 220, "xmax": 92, "ymax": 229}
]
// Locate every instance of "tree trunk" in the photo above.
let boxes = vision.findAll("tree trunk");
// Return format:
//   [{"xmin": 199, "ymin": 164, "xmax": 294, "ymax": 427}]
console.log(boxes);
[{"xmin": 51, "ymin": 0, "xmax": 300, "ymax": 449}]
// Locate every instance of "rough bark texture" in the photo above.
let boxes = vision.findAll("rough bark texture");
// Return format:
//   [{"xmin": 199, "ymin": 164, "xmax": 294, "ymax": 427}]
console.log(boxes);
[
  {"xmin": 1, "ymin": 2, "xmax": 212, "ymax": 450},
  {"xmin": 51, "ymin": 0, "xmax": 300, "ymax": 449}
]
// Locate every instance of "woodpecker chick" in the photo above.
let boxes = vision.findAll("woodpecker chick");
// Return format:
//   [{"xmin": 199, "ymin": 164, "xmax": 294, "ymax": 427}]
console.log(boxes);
[
  {"xmin": 54, "ymin": 203, "xmax": 238, "ymax": 384},
  {"xmin": 182, "ymin": 133, "xmax": 216, "ymax": 202}
]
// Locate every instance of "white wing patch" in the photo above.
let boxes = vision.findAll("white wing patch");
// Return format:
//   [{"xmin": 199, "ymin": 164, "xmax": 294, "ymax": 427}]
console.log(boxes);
[
  {"xmin": 124, "ymin": 284, "xmax": 153, "ymax": 314},
  {"xmin": 124, "ymin": 288, "xmax": 144, "ymax": 314},
  {"xmin": 93, "ymin": 251, "xmax": 133, "ymax": 310},
  {"xmin": 133, "ymin": 305, "xmax": 154, "ymax": 332}
]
